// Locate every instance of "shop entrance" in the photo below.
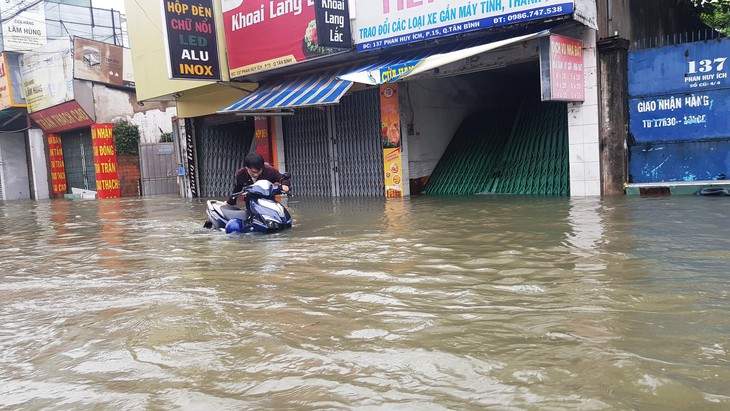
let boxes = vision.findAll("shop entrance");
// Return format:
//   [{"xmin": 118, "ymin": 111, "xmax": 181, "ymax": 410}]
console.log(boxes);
[
  {"xmin": 61, "ymin": 129, "xmax": 96, "ymax": 193},
  {"xmin": 283, "ymin": 87, "xmax": 383, "ymax": 197},
  {"xmin": 194, "ymin": 118, "xmax": 254, "ymax": 198},
  {"xmin": 407, "ymin": 61, "xmax": 570, "ymax": 196}
]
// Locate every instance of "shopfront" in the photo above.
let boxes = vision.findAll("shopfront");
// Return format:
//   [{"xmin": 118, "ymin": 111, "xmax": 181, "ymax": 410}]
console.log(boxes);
[{"xmin": 218, "ymin": 0, "xmax": 600, "ymax": 197}]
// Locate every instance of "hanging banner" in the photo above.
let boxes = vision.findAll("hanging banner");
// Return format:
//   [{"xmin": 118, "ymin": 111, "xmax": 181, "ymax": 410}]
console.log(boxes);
[
  {"xmin": 539, "ymin": 34, "xmax": 584, "ymax": 102},
  {"xmin": 91, "ymin": 124, "xmax": 121, "ymax": 199},
  {"xmin": 254, "ymin": 117, "xmax": 272, "ymax": 163},
  {"xmin": 314, "ymin": 0, "xmax": 352, "ymax": 49},
  {"xmin": 20, "ymin": 39, "xmax": 74, "ymax": 113},
  {"xmin": 381, "ymin": 84, "xmax": 403, "ymax": 197},
  {"xmin": 47, "ymin": 134, "xmax": 67, "ymax": 194},
  {"xmin": 161, "ymin": 0, "xmax": 221, "ymax": 80}
]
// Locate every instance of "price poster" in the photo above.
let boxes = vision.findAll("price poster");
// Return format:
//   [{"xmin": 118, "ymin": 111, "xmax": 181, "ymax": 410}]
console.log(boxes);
[{"xmin": 539, "ymin": 34, "xmax": 584, "ymax": 102}]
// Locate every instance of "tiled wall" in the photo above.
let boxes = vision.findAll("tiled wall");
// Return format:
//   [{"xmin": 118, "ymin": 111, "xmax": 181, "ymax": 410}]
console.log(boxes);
[
  {"xmin": 118, "ymin": 154, "xmax": 141, "ymax": 197},
  {"xmin": 568, "ymin": 29, "xmax": 601, "ymax": 197}
]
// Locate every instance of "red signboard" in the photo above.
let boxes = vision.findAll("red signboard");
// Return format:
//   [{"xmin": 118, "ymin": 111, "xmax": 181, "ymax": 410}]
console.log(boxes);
[
  {"xmin": 47, "ymin": 133, "xmax": 67, "ymax": 194},
  {"xmin": 29, "ymin": 100, "xmax": 94, "ymax": 133},
  {"xmin": 254, "ymin": 117, "xmax": 272, "ymax": 163},
  {"xmin": 223, "ymin": 0, "xmax": 337, "ymax": 77},
  {"xmin": 540, "ymin": 34, "xmax": 584, "ymax": 102},
  {"xmin": 91, "ymin": 124, "xmax": 121, "ymax": 199}
]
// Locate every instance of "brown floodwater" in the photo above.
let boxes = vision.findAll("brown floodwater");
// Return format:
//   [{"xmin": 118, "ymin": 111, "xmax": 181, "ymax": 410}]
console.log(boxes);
[{"xmin": 1, "ymin": 194, "xmax": 728, "ymax": 410}]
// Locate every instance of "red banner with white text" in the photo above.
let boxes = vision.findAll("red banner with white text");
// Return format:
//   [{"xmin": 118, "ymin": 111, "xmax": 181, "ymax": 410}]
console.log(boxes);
[
  {"xmin": 91, "ymin": 124, "xmax": 121, "ymax": 199},
  {"xmin": 47, "ymin": 133, "xmax": 67, "ymax": 194}
]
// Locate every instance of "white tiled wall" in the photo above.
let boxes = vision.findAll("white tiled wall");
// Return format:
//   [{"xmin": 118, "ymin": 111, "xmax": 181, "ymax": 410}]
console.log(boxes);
[{"xmin": 568, "ymin": 29, "xmax": 601, "ymax": 197}]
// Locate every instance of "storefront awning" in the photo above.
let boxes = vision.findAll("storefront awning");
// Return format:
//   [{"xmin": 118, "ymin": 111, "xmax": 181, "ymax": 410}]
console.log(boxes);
[
  {"xmin": 338, "ymin": 30, "xmax": 549, "ymax": 86},
  {"xmin": 219, "ymin": 29, "xmax": 553, "ymax": 113},
  {"xmin": 218, "ymin": 66, "xmax": 355, "ymax": 113}
]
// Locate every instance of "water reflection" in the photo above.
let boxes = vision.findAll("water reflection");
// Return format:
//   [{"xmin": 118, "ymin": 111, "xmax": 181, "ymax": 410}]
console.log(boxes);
[{"xmin": 0, "ymin": 195, "xmax": 728, "ymax": 409}]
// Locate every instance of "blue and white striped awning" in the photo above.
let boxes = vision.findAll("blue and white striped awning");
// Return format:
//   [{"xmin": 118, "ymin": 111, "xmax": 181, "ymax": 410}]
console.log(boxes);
[
  {"xmin": 338, "ymin": 30, "xmax": 549, "ymax": 86},
  {"xmin": 219, "ymin": 66, "xmax": 354, "ymax": 113},
  {"xmin": 220, "ymin": 26, "xmax": 555, "ymax": 113}
]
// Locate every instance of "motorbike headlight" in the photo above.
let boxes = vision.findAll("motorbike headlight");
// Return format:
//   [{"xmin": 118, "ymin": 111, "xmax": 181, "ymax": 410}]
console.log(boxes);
[{"xmin": 259, "ymin": 201, "xmax": 285, "ymax": 218}]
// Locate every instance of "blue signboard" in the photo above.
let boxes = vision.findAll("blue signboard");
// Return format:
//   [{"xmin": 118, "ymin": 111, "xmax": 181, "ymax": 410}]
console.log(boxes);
[
  {"xmin": 353, "ymin": 1, "xmax": 574, "ymax": 52},
  {"xmin": 629, "ymin": 89, "xmax": 730, "ymax": 142},
  {"xmin": 629, "ymin": 39, "xmax": 730, "ymax": 97},
  {"xmin": 629, "ymin": 39, "xmax": 730, "ymax": 143}
]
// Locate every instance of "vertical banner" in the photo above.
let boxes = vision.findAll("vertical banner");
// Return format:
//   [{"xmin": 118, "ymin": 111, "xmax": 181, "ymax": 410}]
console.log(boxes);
[
  {"xmin": 91, "ymin": 124, "xmax": 121, "ymax": 199},
  {"xmin": 161, "ymin": 0, "xmax": 221, "ymax": 80},
  {"xmin": 380, "ymin": 84, "xmax": 403, "ymax": 198},
  {"xmin": 254, "ymin": 117, "xmax": 272, "ymax": 163},
  {"xmin": 540, "ymin": 34, "xmax": 585, "ymax": 102},
  {"xmin": 185, "ymin": 118, "xmax": 199, "ymax": 198},
  {"xmin": 47, "ymin": 133, "xmax": 67, "ymax": 194}
]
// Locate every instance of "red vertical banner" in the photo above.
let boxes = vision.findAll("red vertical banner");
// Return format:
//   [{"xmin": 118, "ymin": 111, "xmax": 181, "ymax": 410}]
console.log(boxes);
[
  {"xmin": 255, "ymin": 117, "xmax": 273, "ymax": 163},
  {"xmin": 380, "ymin": 84, "xmax": 403, "ymax": 198},
  {"xmin": 47, "ymin": 133, "xmax": 67, "ymax": 194},
  {"xmin": 91, "ymin": 124, "xmax": 121, "ymax": 199}
]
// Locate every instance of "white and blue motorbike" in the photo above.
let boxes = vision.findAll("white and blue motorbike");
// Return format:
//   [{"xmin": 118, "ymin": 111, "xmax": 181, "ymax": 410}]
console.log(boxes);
[{"xmin": 204, "ymin": 175, "xmax": 292, "ymax": 234}]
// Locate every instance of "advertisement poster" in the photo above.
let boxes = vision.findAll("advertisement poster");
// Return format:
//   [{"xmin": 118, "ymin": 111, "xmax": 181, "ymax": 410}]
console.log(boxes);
[
  {"xmin": 161, "ymin": 0, "xmax": 221, "ymax": 80},
  {"xmin": 381, "ymin": 84, "xmax": 403, "ymax": 197},
  {"xmin": 47, "ymin": 134, "xmax": 67, "ymax": 194},
  {"xmin": 91, "ymin": 124, "xmax": 121, "ymax": 199},
  {"xmin": 539, "ymin": 34, "xmax": 584, "ymax": 101},
  {"xmin": 74, "ymin": 37, "xmax": 135, "ymax": 88},
  {"xmin": 0, "ymin": 0, "xmax": 47, "ymax": 51},
  {"xmin": 223, "ymin": 0, "xmax": 344, "ymax": 77},
  {"xmin": 352, "ymin": 0, "xmax": 574, "ymax": 51}
]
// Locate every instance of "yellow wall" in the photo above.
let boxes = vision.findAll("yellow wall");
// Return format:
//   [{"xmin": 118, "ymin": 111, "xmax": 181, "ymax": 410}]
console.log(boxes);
[
  {"xmin": 176, "ymin": 83, "xmax": 255, "ymax": 118},
  {"xmin": 123, "ymin": 0, "xmax": 232, "ymax": 103}
]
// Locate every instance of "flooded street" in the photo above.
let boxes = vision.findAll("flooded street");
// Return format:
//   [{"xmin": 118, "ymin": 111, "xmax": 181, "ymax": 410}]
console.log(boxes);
[{"xmin": 1, "ymin": 194, "xmax": 729, "ymax": 410}]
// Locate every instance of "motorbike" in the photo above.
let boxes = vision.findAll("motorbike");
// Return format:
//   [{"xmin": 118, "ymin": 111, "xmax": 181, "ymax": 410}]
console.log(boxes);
[{"xmin": 204, "ymin": 174, "xmax": 292, "ymax": 234}]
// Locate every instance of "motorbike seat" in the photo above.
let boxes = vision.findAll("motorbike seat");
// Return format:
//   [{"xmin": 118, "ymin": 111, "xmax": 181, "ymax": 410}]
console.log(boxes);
[{"xmin": 219, "ymin": 204, "xmax": 248, "ymax": 220}]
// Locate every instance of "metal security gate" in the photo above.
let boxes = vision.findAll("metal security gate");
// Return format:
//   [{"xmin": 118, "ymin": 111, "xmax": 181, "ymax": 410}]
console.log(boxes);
[
  {"xmin": 195, "ymin": 118, "xmax": 254, "ymax": 197},
  {"xmin": 61, "ymin": 130, "xmax": 95, "ymax": 192},
  {"xmin": 283, "ymin": 88, "xmax": 383, "ymax": 197},
  {"xmin": 283, "ymin": 107, "xmax": 333, "ymax": 196},
  {"xmin": 140, "ymin": 143, "xmax": 177, "ymax": 195}
]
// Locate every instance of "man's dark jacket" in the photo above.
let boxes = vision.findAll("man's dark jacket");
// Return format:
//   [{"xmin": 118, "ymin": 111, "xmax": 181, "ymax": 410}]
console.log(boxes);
[{"xmin": 227, "ymin": 164, "xmax": 290, "ymax": 205}]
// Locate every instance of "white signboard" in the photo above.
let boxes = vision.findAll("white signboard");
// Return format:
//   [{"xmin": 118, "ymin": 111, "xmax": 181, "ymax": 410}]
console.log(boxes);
[
  {"xmin": 352, "ymin": 0, "xmax": 574, "ymax": 51},
  {"xmin": 0, "ymin": 0, "xmax": 48, "ymax": 51},
  {"xmin": 20, "ymin": 40, "xmax": 75, "ymax": 113}
]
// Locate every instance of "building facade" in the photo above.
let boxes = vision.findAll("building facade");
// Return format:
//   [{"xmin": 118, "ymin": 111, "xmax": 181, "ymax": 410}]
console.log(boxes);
[
  {"xmin": 125, "ymin": 0, "xmax": 713, "ymax": 199},
  {"xmin": 0, "ymin": 0, "xmax": 176, "ymax": 201}
]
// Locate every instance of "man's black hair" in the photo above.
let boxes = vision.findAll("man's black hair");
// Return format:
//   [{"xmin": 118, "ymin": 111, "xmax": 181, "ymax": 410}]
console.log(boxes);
[{"xmin": 244, "ymin": 152, "xmax": 265, "ymax": 170}]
